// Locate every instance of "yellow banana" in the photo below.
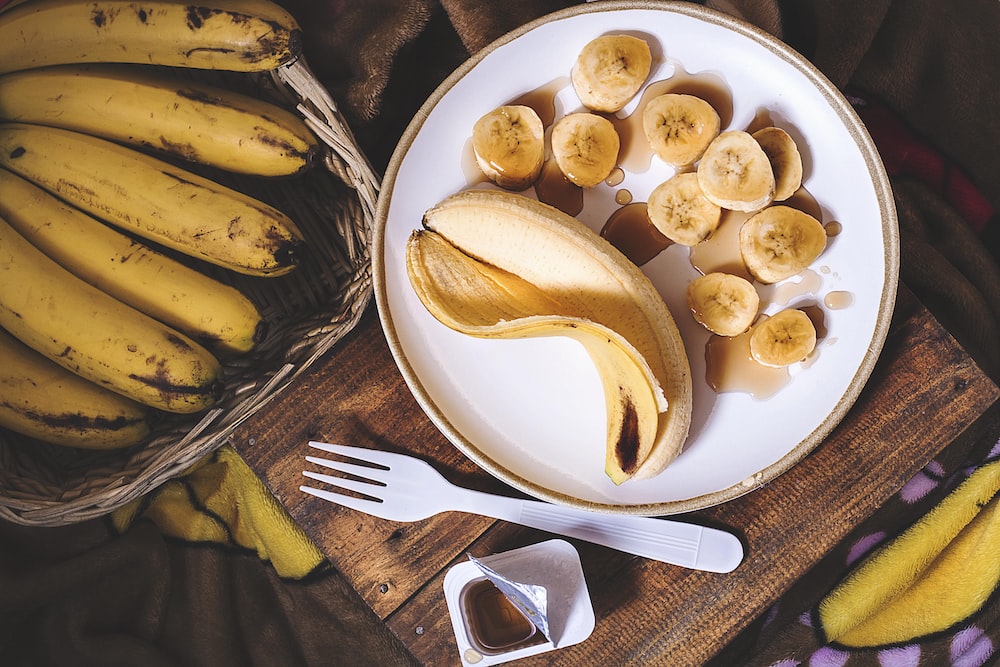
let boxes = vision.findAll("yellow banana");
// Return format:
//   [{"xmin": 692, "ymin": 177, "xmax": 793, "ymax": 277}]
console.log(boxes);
[
  {"xmin": 0, "ymin": 214, "xmax": 223, "ymax": 414},
  {"xmin": 409, "ymin": 189, "xmax": 692, "ymax": 484},
  {"xmin": 0, "ymin": 123, "xmax": 304, "ymax": 276},
  {"xmin": 0, "ymin": 64, "xmax": 318, "ymax": 176},
  {"xmin": 0, "ymin": 328, "xmax": 151, "ymax": 449},
  {"xmin": 0, "ymin": 0, "xmax": 302, "ymax": 75},
  {"xmin": 0, "ymin": 167, "xmax": 264, "ymax": 354}
]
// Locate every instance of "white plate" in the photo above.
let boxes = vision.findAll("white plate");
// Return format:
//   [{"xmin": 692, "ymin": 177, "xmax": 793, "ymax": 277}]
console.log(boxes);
[{"xmin": 373, "ymin": 1, "xmax": 898, "ymax": 515}]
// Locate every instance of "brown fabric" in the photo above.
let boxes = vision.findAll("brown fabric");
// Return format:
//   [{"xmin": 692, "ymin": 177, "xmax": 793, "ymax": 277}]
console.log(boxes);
[{"xmin": 2, "ymin": 1, "xmax": 998, "ymax": 665}]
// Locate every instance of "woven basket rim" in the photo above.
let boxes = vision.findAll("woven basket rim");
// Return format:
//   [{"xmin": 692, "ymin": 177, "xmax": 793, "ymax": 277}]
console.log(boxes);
[{"xmin": 0, "ymin": 58, "xmax": 380, "ymax": 526}]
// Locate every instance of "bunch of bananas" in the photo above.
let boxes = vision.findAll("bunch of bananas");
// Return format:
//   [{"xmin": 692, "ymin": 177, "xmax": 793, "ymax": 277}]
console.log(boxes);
[{"xmin": 0, "ymin": 0, "xmax": 321, "ymax": 449}]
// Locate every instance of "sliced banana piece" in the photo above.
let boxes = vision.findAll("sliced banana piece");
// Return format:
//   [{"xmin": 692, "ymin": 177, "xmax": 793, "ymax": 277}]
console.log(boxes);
[
  {"xmin": 739, "ymin": 205, "xmax": 827, "ymax": 283},
  {"xmin": 753, "ymin": 126, "xmax": 803, "ymax": 201},
  {"xmin": 472, "ymin": 105, "xmax": 545, "ymax": 190},
  {"xmin": 571, "ymin": 34, "xmax": 652, "ymax": 113},
  {"xmin": 697, "ymin": 130, "xmax": 775, "ymax": 212},
  {"xmin": 687, "ymin": 272, "xmax": 760, "ymax": 337},
  {"xmin": 415, "ymin": 189, "xmax": 692, "ymax": 484},
  {"xmin": 749, "ymin": 309, "xmax": 817, "ymax": 367},
  {"xmin": 550, "ymin": 112, "xmax": 621, "ymax": 188},
  {"xmin": 642, "ymin": 93, "xmax": 721, "ymax": 167},
  {"xmin": 647, "ymin": 172, "xmax": 722, "ymax": 246}
]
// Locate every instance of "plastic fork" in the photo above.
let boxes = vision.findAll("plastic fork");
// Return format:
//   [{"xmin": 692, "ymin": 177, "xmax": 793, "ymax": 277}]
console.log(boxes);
[{"xmin": 300, "ymin": 441, "xmax": 744, "ymax": 573}]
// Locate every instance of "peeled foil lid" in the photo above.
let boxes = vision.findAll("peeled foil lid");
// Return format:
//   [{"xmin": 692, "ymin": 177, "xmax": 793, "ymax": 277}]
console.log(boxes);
[{"xmin": 468, "ymin": 553, "xmax": 551, "ymax": 642}]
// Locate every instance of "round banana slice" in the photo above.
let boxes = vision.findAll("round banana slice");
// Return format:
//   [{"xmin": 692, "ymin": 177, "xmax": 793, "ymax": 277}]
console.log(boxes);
[
  {"xmin": 472, "ymin": 105, "xmax": 545, "ymax": 190},
  {"xmin": 551, "ymin": 112, "xmax": 621, "ymax": 188},
  {"xmin": 696, "ymin": 130, "xmax": 775, "ymax": 212},
  {"xmin": 749, "ymin": 308, "xmax": 817, "ymax": 367},
  {"xmin": 687, "ymin": 272, "xmax": 760, "ymax": 337},
  {"xmin": 571, "ymin": 34, "xmax": 652, "ymax": 113},
  {"xmin": 642, "ymin": 93, "xmax": 721, "ymax": 167},
  {"xmin": 753, "ymin": 126, "xmax": 803, "ymax": 201},
  {"xmin": 647, "ymin": 172, "xmax": 722, "ymax": 246},
  {"xmin": 739, "ymin": 205, "xmax": 827, "ymax": 283}
]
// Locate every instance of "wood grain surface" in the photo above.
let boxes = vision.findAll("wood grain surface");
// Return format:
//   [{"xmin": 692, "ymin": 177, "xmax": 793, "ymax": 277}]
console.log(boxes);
[{"xmin": 232, "ymin": 285, "xmax": 1000, "ymax": 665}]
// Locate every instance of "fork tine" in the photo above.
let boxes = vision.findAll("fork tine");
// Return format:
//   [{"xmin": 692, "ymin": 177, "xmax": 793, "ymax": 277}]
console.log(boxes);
[
  {"xmin": 308, "ymin": 441, "xmax": 401, "ymax": 468},
  {"xmin": 305, "ymin": 455, "xmax": 390, "ymax": 483},
  {"xmin": 299, "ymin": 483, "xmax": 390, "ymax": 517},
  {"xmin": 302, "ymin": 469, "xmax": 386, "ymax": 499}
]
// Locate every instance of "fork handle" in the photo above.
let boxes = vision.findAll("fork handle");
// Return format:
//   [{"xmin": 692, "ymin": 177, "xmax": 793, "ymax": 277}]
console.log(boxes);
[{"xmin": 456, "ymin": 489, "xmax": 744, "ymax": 573}]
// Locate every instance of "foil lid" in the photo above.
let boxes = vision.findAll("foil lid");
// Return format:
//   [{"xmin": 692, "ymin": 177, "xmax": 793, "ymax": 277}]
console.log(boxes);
[{"xmin": 468, "ymin": 552, "xmax": 551, "ymax": 642}]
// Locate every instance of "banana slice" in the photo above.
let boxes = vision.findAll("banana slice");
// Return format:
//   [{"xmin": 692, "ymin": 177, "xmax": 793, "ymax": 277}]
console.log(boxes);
[
  {"xmin": 697, "ymin": 130, "xmax": 775, "ymax": 212},
  {"xmin": 642, "ymin": 93, "xmax": 721, "ymax": 167},
  {"xmin": 646, "ymin": 172, "xmax": 722, "ymax": 246},
  {"xmin": 687, "ymin": 272, "xmax": 760, "ymax": 337},
  {"xmin": 412, "ymin": 189, "xmax": 692, "ymax": 484},
  {"xmin": 739, "ymin": 205, "xmax": 827, "ymax": 283},
  {"xmin": 472, "ymin": 105, "xmax": 545, "ymax": 190},
  {"xmin": 753, "ymin": 127, "xmax": 803, "ymax": 201},
  {"xmin": 749, "ymin": 309, "xmax": 817, "ymax": 367},
  {"xmin": 571, "ymin": 34, "xmax": 652, "ymax": 113},
  {"xmin": 550, "ymin": 112, "xmax": 621, "ymax": 188}
]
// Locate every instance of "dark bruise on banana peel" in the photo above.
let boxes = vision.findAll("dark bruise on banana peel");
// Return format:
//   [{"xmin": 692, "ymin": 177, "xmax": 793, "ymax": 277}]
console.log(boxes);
[
  {"xmin": 129, "ymin": 332, "xmax": 224, "ymax": 406},
  {"xmin": 615, "ymin": 399, "xmax": 641, "ymax": 477},
  {"xmin": 5, "ymin": 401, "xmax": 149, "ymax": 435},
  {"xmin": 183, "ymin": 6, "xmax": 303, "ymax": 65}
]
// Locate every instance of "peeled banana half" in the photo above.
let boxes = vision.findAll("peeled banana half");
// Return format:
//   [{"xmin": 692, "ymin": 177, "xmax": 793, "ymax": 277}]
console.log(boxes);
[
  {"xmin": 406, "ymin": 189, "xmax": 692, "ymax": 484},
  {"xmin": 0, "ymin": 123, "xmax": 304, "ymax": 276},
  {"xmin": 0, "ymin": 328, "xmax": 151, "ymax": 449},
  {"xmin": 0, "ymin": 64, "xmax": 319, "ymax": 176},
  {"xmin": 0, "ymin": 0, "xmax": 303, "ymax": 75},
  {"xmin": 0, "ymin": 214, "xmax": 223, "ymax": 414}
]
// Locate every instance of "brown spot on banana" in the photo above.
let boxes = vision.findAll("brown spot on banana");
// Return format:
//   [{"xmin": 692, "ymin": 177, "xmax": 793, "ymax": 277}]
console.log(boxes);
[{"xmin": 614, "ymin": 398, "xmax": 641, "ymax": 476}]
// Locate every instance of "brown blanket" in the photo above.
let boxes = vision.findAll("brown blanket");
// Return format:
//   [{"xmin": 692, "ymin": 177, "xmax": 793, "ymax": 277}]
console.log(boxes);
[{"xmin": 2, "ymin": 1, "xmax": 998, "ymax": 665}]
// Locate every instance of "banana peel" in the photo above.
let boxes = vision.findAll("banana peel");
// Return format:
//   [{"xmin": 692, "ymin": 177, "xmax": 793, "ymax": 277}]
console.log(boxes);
[{"xmin": 406, "ymin": 189, "xmax": 692, "ymax": 484}]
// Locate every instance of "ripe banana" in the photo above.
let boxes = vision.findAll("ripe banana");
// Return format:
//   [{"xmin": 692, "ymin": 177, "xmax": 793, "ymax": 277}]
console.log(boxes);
[
  {"xmin": 697, "ymin": 130, "xmax": 775, "ymax": 212},
  {"xmin": 409, "ymin": 189, "xmax": 692, "ymax": 484},
  {"xmin": 407, "ymin": 229, "xmax": 663, "ymax": 484},
  {"xmin": 0, "ymin": 328, "xmax": 151, "ymax": 449},
  {"xmin": 571, "ymin": 34, "xmax": 652, "ymax": 113},
  {"xmin": 739, "ymin": 205, "xmax": 827, "ymax": 284},
  {"xmin": 0, "ymin": 0, "xmax": 302, "ymax": 75},
  {"xmin": 472, "ymin": 105, "xmax": 545, "ymax": 190},
  {"xmin": 646, "ymin": 172, "xmax": 722, "ymax": 246},
  {"xmin": 0, "ymin": 214, "xmax": 223, "ymax": 414},
  {"xmin": 0, "ymin": 167, "xmax": 264, "ymax": 355},
  {"xmin": 748, "ymin": 309, "xmax": 817, "ymax": 367},
  {"xmin": 753, "ymin": 127, "xmax": 803, "ymax": 201},
  {"xmin": 687, "ymin": 272, "xmax": 760, "ymax": 337},
  {"xmin": 0, "ymin": 123, "xmax": 304, "ymax": 276},
  {"xmin": 550, "ymin": 112, "xmax": 620, "ymax": 188},
  {"xmin": 643, "ymin": 93, "xmax": 721, "ymax": 167},
  {"xmin": 0, "ymin": 64, "xmax": 318, "ymax": 176}
]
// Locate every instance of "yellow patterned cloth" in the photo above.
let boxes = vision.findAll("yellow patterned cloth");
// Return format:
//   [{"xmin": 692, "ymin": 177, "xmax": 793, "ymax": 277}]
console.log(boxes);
[{"xmin": 111, "ymin": 445, "xmax": 325, "ymax": 580}]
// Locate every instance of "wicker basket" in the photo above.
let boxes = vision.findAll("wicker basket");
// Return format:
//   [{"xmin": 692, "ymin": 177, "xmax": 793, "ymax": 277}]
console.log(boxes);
[{"xmin": 0, "ymin": 58, "xmax": 380, "ymax": 526}]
